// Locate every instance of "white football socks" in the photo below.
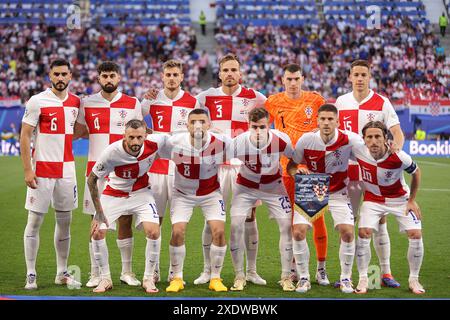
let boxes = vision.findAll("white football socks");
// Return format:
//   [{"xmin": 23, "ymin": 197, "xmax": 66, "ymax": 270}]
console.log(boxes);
[
  {"xmin": 210, "ymin": 244, "xmax": 227, "ymax": 279},
  {"xmin": 116, "ymin": 237, "xmax": 133, "ymax": 274},
  {"xmin": 408, "ymin": 238, "xmax": 424, "ymax": 279},
  {"xmin": 201, "ymin": 222, "xmax": 212, "ymax": 273},
  {"xmin": 277, "ymin": 218, "xmax": 293, "ymax": 278},
  {"xmin": 356, "ymin": 237, "xmax": 371, "ymax": 278},
  {"xmin": 245, "ymin": 219, "xmax": 259, "ymax": 274},
  {"xmin": 24, "ymin": 211, "xmax": 44, "ymax": 275},
  {"xmin": 373, "ymin": 222, "xmax": 391, "ymax": 275},
  {"xmin": 92, "ymin": 238, "xmax": 111, "ymax": 279},
  {"xmin": 144, "ymin": 237, "xmax": 161, "ymax": 278},
  {"xmin": 230, "ymin": 216, "xmax": 246, "ymax": 278},
  {"xmin": 54, "ymin": 210, "xmax": 72, "ymax": 275},
  {"xmin": 169, "ymin": 244, "xmax": 185, "ymax": 279},
  {"xmin": 340, "ymin": 239, "xmax": 355, "ymax": 280},
  {"xmin": 89, "ymin": 241, "xmax": 99, "ymax": 277},
  {"xmin": 293, "ymin": 238, "xmax": 310, "ymax": 279}
]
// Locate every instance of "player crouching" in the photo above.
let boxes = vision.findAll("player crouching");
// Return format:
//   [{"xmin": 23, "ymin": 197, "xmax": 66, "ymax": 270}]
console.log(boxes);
[
  {"xmin": 353, "ymin": 121, "xmax": 425, "ymax": 295},
  {"xmin": 88, "ymin": 119, "xmax": 167, "ymax": 294}
]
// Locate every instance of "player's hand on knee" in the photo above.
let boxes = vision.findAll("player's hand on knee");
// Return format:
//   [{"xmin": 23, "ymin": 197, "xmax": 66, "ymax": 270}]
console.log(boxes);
[
  {"xmin": 406, "ymin": 200, "xmax": 422, "ymax": 220},
  {"xmin": 143, "ymin": 87, "xmax": 159, "ymax": 100},
  {"xmin": 24, "ymin": 169, "xmax": 38, "ymax": 189}
]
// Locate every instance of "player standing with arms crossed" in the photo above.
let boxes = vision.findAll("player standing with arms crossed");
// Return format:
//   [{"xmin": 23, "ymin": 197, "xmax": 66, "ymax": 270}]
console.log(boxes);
[
  {"xmin": 75, "ymin": 61, "xmax": 143, "ymax": 288},
  {"xmin": 265, "ymin": 64, "xmax": 330, "ymax": 285},
  {"xmin": 335, "ymin": 60, "xmax": 405, "ymax": 287},
  {"xmin": 21, "ymin": 59, "xmax": 81, "ymax": 289}
]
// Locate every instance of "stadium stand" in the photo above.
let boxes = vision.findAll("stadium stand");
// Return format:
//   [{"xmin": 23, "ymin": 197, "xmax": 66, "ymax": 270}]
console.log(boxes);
[{"xmin": 0, "ymin": 0, "xmax": 191, "ymax": 26}]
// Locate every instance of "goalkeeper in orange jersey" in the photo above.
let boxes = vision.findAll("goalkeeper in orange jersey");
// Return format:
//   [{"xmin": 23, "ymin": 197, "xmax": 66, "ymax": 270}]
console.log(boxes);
[{"xmin": 265, "ymin": 63, "xmax": 330, "ymax": 286}]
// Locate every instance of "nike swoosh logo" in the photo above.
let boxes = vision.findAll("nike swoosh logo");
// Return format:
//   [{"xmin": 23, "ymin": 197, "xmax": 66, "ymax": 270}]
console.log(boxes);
[
  {"xmin": 277, "ymin": 110, "xmax": 284, "ymax": 114},
  {"xmin": 156, "ymin": 111, "xmax": 164, "ymax": 114},
  {"xmin": 214, "ymin": 100, "xmax": 222, "ymax": 104},
  {"xmin": 171, "ymin": 264, "xmax": 179, "ymax": 267},
  {"xmin": 230, "ymin": 248, "xmax": 239, "ymax": 252},
  {"xmin": 344, "ymin": 116, "xmax": 352, "ymax": 120},
  {"xmin": 252, "ymin": 241, "xmax": 258, "ymax": 245},
  {"xmin": 309, "ymin": 156, "xmax": 318, "ymax": 160},
  {"xmin": 92, "ymin": 113, "xmax": 101, "ymax": 117},
  {"xmin": 285, "ymin": 248, "xmax": 292, "ymax": 251},
  {"xmin": 357, "ymin": 254, "xmax": 365, "ymax": 257},
  {"xmin": 49, "ymin": 113, "xmax": 57, "ymax": 116}
]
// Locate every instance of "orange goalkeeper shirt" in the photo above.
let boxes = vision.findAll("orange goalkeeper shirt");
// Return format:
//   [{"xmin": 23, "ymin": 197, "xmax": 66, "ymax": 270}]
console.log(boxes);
[{"xmin": 265, "ymin": 91, "xmax": 326, "ymax": 175}]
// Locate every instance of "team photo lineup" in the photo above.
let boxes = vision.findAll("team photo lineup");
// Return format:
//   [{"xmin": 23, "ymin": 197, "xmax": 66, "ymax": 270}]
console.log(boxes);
[
  {"xmin": 2, "ymin": 0, "xmax": 450, "ymax": 301},
  {"xmin": 19, "ymin": 54, "xmax": 425, "ymax": 296}
]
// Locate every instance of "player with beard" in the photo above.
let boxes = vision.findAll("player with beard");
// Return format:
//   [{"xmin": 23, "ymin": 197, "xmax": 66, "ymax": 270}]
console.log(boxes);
[
  {"xmin": 21, "ymin": 59, "xmax": 82, "ymax": 289},
  {"xmin": 88, "ymin": 119, "xmax": 167, "ymax": 293},
  {"xmin": 74, "ymin": 61, "xmax": 143, "ymax": 289}
]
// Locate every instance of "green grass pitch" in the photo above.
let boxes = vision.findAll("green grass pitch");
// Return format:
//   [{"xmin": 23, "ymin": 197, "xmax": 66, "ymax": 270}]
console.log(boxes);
[{"xmin": 0, "ymin": 156, "xmax": 449, "ymax": 298}]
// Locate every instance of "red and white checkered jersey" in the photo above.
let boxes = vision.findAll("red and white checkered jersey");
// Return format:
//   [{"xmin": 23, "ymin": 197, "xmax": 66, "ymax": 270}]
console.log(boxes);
[
  {"xmin": 352, "ymin": 145, "xmax": 418, "ymax": 204},
  {"xmin": 164, "ymin": 132, "xmax": 230, "ymax": 196},
  {"xmin": 77, "ymin": 92, "xmax": 143, "ymax": 177},
  {"xmin": 22, "ymin": 88, "xmax": 80, "ymax": 178},
  {"xmin": 230, "ymin": 130, "xmax": 293, "ymax": 192},
  {"xmin": 141, "ymin": 90, "xmax": 199, "ymax": 175},
  {"xmin": 92, "ymin": 134, "xmax": 168, "ymax": 197},
  {"xmin": 335, "ymin": 89, "xmax": 400, "ymax": 180},
  {"xmin": 292, "ymin": 129, "xmax": 364, "ymax": 193},
  {"xmin": 196, "ymin": 85, "xmax": 267, "ymax": 138}
]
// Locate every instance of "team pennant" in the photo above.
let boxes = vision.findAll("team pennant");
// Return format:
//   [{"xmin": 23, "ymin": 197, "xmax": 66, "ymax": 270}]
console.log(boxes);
[{"xmin": 294, "ymin": 174, "xmax": 330, "ymax": 223}]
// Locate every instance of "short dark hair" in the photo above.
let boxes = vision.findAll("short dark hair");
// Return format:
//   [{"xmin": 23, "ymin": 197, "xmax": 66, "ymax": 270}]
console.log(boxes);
[
  {"xmin": 50, "ymin": 59, "xmax": 71, "ymax": 70},
  {"xmin": 163, "ymin": 59, "xmax": 183, "ymax": 71},
  {"xmin": 362, "ymin": 121, "xmax": 388, "ymax": 138},
  {"xmin": 318, "ymin": 103, "xmax": 338, "ymax": 115},
  {"xmin": 188, "ymin": 108, "xmax": 209, "ymax": 119},
  {"xmin": 350, "ymin": 59, "xmax": 370, "ymax": 71},
  {"xmin": 249, "ymin": 107, "xmax": 269, "ymax": 122},
  {"xmin": 97, "ymin": 61, "xmax": 120, "ymax": 75},
  {"xmin": 125, "ymin": 119, "xmax": 147, "ymax": 130},
  {"xmin": 218, "ymin": 53, "xmax": 241, "ymax": 70},
  {"xmin": 283, "ymin": 63, "xmax": 302, "ymax": 74}
]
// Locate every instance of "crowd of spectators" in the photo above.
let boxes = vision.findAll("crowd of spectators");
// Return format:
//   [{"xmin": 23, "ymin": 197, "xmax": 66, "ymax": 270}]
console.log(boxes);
[
  {"xmin": 214, "ymin": 15, "xmax": 449, "ymax": 101},
  {"xmin": 0, "ymin": 22, "xmax": 202, "ymax": 102}
]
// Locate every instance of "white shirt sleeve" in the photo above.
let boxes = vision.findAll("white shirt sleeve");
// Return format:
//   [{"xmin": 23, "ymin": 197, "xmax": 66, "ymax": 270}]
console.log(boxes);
[
  {"xmin": 255, "ymin": 91, "xmax": 267, "ymax": 107},
  {"xmin": 22, "ymin": 96, "xmax": 40, "ymax": 127},
  {"xmin": 92, "ymin": 147, "xmax": 114, "ymax": 179},
  {"xmin": 382, "ymin": 97, "xmax": 400, "ymax": 129},
  {"xmin": 141, "ymin": 98, "xmax": 152, "ymax": 118},
  {"xmin": 195, "ymin": 90, "xmax": 207, "ymax": 108},
  {"xmin": 156, "ymin": 135, "xmax": 173, "ymax": 160},
  {"xmin": 292, "ymin": 135, "xmax": 306, "ymax": 164},
  {"xmin": 277, "ymin": 131, "xmax": 294, "ymax": 159},
  {"xmin": 348, "ymin": 132, "xmax": 365, "ymax": 161},
  {"xmin": 397, "ymin": 151, "xmax": 418, "ymax": 174}
]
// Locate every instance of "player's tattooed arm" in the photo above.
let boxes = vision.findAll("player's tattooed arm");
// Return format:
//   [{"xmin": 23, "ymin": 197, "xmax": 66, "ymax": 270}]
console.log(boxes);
[
  {"xmin": 87, "ymin": 172, "xmax": 109, "ymax": 235},
  {"xmin": 406, "ymin": 166, "xmax": 422, "ymax": 220},
  {"xmin": 20, "ymin": 123, "xmax": 38, "ymax": 189}
]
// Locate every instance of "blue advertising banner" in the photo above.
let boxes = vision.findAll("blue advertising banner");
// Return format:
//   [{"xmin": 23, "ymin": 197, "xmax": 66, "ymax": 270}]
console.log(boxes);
[
  {"xmin": 294, "ymin": 174, "xmax": 330, "ymax": 223},
  {"xmin": 405, "ymin": 140, "xmax": 450, "ymax": 157}
]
